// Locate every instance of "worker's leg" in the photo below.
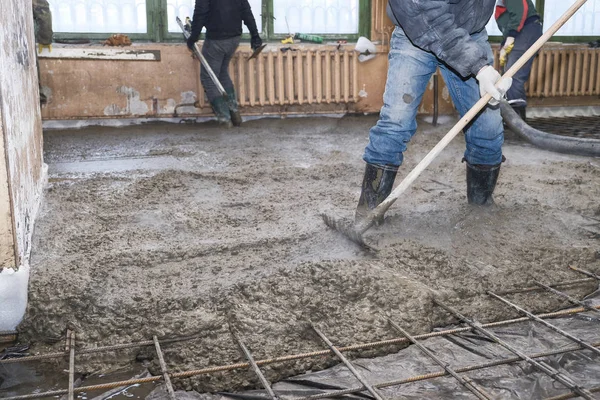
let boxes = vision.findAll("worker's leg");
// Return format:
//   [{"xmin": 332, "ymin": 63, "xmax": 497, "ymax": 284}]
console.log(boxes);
[
  {"xmin": 439, "ymin": 30, "xmax": 504, "ymax": 205},
  {"xmin": 505, "ymin": 19, "xmax": 543, "ymax": 120},
  {"xmin": 201, "ymin": 39, "xmax": 231, "ymax": 126},
  {"xmin": 218, "ymin": 36, "xmax": 242, "ymax": 126},
  {"xmin": 357, "ymin": 26, "xmax": 437, "ymax": 224}
]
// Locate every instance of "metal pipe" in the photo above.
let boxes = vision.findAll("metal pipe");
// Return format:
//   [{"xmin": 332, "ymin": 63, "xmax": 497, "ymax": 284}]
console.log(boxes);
[
  {"xmin": 153, "ymin": 336, "xmax": 176, "ymax": 400},
  {"xmin": 387, "ymin": 319, "xmax": 492, "ymax": 400},
  {"xmin": 487, "ymin": 291, "xmax": 600, "ymax": 357},
  {"xmin": 233, "ymin": 331, "xmax": 279, "ymax": 400},
  {"xmin": 67, "ymin": 331, "xmax": 75, "ymax": 400},
  {"xmin": 311, "ymin": 323, "xmax": 386, "ymax": 400},
  {"xmin": 434, "ymin": 300, "xmax": 596, "ymax": 400}
]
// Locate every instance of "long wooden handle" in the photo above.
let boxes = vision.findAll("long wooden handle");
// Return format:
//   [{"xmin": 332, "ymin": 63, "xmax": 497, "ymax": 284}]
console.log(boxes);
[
  {"xmin": 176, "ymin": 17, "xmax": 227, "ymax": 97},
  {"xmin": 360, "ymin": 0, "xmax": 588, "ymax": 233}
]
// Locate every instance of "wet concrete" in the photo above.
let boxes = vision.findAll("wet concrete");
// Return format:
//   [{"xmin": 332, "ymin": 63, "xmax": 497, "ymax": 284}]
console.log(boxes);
[{"xmin": 18, "ymin": 115, "xmax": 600, "ymax": 393}]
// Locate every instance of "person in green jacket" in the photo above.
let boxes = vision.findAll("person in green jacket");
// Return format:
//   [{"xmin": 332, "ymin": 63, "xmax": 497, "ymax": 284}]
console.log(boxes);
[
  {"xmin": 33, "ymin": 0, "xmax": 53, "ymax": 105},
  {"xmin": 495, "ymin": 0, "xmax": 542, "ymax": 120}
]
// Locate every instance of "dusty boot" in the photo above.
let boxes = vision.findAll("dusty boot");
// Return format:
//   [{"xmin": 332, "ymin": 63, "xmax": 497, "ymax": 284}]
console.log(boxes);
[
  {"xmin": 210, "ymin": 96, "xmax": 233, "ymax": 128},
  {"xmin": 355, "ymin": 163, "xmax": 398, "ymax": 226},
  {"xmin": 465, "ymin": 161, "xmax": 502, "ymax": 206},
  {"xmin": 226, "ymin": 88, "xmax": 242, "ymax": 127}
]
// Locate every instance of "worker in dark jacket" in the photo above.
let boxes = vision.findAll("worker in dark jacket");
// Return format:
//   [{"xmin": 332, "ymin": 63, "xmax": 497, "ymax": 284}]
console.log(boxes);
[
  {"xmin": 187, "ymin": 0, "xmax": 262, "ymax": 127},
  {"xmin": 495, "ymin": 0, "xmax": 542, "ymax": 120},
  {"xmin": 356, "ymin": 0, "xmax": 513, "ymax": 224}
]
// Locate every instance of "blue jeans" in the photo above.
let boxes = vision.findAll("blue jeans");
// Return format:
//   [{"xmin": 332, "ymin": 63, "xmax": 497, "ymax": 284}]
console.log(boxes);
[
  {"xmin": 505, "ymin": 18, "xmax": 543, "ymax": 107},
  {"xmin": 364, "ymin": 27, "xmax": 504, "ymax": 167}
]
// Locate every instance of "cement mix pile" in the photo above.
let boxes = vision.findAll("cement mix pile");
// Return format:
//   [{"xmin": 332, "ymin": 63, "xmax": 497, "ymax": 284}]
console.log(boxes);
[{"xmin": 15, "ymin": 115, "xmax": 600, "ymax": 393}]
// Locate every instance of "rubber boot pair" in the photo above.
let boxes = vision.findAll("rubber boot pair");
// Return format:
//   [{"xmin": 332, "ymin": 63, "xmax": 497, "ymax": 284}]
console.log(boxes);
[
  {"xmin": 354, "ymin": 160, "xmax": 502, "ymax": 223},
  {"xmin": 209, "ymin": 88, "xmax": 242, "ymax": 128},
  {"xmin": 464, "ymin": 159, "xmax": 503, "ymax": 206},
  {"xmin": 355, "ymin": 163, "xmax": 398, "ymax": 226}
]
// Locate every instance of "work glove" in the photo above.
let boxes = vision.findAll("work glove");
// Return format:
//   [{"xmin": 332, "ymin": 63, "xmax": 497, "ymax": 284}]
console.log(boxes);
[
  {"xmin": 476, "ymin": 65, "xmax": 513, "ymax": 106},
  {"xmin": 251, "ymin": 34, "xmax": 263, "ymax": 51},
  {"xmin": 499, "ymin": 36, "xmax": 515, "ymax": 67},
  {"xmin": 187, "ymin": 35, "xmax": 198, "ymax": 51}
]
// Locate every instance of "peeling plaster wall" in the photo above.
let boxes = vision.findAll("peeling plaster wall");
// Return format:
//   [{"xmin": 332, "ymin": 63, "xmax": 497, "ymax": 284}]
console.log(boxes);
[
  {"xmin": 0, "ymin": 0, "xmax": 45, "ymax": 269},
  {"xmin": 38, "ymin": 43, "xmax": 455, "ymax": 121},
  {"xmin": 0, "ymin": 119, "xmax": 15, "ymax": 270}
]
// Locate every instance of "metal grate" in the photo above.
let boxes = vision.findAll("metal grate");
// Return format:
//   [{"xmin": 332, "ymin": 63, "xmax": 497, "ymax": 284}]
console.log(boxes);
[
  {"xmin": 1, "ymin": 266, "xmax": 599, "ymax": 400},
  {"xmin": 527, "ymin": 116, "xmax": 600, "ymax": 139}
]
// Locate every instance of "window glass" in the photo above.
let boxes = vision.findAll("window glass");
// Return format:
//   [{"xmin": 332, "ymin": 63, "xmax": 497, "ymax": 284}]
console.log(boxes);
[
  {"xmin": 486, "ymin": 13, "xmax": 502, "ymax": 36},
  {"xmin": 166, "ymin": 0, "xmax": 262, "ymax": 34},
  {"xmin": 543, "ymin": 0, "xmax": 600, "ymax": 36},
  {"xmin": 50, "ymin": 0, "xmax": 147, "ymax": 33},
  {"xmin": 273, "ymin": 0, "xmax": 359, "ymax": 35}
]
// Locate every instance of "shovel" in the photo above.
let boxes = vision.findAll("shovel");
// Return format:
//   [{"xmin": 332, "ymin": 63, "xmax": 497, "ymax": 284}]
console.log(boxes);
[
  {"xmin": 176, "ymin": 17, "xmax": 243, "ymax": 126},
  {"xmin": 322, "ymin": 0, "xmax": 589, "ymax": 249}
]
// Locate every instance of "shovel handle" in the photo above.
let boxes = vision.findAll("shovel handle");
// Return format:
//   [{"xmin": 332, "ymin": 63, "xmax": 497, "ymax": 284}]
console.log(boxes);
[
  {"xmin": 360, "ymin": 0, "xmax": 589, "ymax": 233},
  {"xmin": 176, "ymin": 17, "xmax": 227, "ymax": 98}
]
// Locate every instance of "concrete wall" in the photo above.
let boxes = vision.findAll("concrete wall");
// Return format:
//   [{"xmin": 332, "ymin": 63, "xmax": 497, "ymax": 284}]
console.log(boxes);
[
  {"xmin": 0, "ymin": 120, "xmax": 15, "ymax": 270},
  {"xmin": 0, "ymin": 0, "xmax": 46, "ymax": 331},
  {"xmin": 0, "ymin": 0, "xmax": 45, "ymax": 269}
]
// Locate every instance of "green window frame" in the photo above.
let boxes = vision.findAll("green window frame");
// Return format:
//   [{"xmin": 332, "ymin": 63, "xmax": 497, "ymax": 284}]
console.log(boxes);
[{"xmin": 53, "ymin": 0, "xmax": 372, "ymax": 43}]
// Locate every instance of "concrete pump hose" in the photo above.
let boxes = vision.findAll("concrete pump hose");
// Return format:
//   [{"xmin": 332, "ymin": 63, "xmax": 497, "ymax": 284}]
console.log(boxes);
[{"xmin": 500, "ymin": 102, "xmax": 600, "ymax": 158}]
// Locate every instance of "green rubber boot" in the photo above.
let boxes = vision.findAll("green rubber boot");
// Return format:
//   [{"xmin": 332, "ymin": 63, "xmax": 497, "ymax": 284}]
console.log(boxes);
[
  {"xmin": 210, "ymin": 96, "xmax": 233, "ymax": 128},
  {"xmin": 226, "ymin": 88, "xmax": 242, "ymax": 127}
]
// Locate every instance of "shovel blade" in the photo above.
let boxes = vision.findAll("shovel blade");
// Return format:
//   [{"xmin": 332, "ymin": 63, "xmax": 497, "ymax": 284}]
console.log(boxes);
[
  {"xmin": 249, "ymin": 44, "xmax": 267, "ymax": 60},
  {"xmin": 321, "ymin": 213, "xmax": 377, "ymax": 251}
]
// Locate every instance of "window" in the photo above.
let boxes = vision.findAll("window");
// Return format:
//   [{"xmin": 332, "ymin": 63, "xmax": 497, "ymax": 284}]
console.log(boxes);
[
  {"xmin": 49, "ymin": 0, "xmax": 368, "ymax": 42},
  {"xmin": 51, "ymin": 0, "xmax": 147, "ymax": 34},
  {"xmin": 543, "ymin": 0, "xmax": 600, "ymax": 36},
  {"xmin": 486, "ymin": 0, "xmax": 600, "ymax": 40}
]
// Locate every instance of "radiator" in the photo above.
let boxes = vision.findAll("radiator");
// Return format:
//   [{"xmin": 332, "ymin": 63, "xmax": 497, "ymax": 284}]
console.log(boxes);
[
  {"xmin": 193, "ymin": 48, "xmax": 360, "ymax": 109},
  {"xmin": 528, "ymin": 46, "xmax": 600, "ymax": 97},
  {"xmin": 495, "ymin": 45, "xmax": 600, "ymax": 98}
]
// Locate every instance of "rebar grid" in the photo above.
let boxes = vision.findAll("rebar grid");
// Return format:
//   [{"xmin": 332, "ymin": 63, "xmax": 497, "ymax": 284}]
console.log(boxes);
[
  {"xmin": 1, "ymin": 272, "xmax": 598, "ymax": 400},
  {"xmin": 233, "ymin": 330, "xmax": 279, "ymax": 400},
  {"xmin": 434, "ymin": 300, "xmax": 597, "ymax": 400},
  {"xmin": 387, "ymin": 318, "xmax": 493, "ymax": 400},
  {"xmin": 311, "ymin": 323, "xmax": 386, "ymax": 400}
]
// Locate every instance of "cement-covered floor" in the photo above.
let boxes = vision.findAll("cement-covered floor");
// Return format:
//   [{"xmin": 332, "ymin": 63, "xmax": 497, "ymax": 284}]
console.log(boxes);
[{"xmin": 19, "ymin": 115, "xmax": 600, "ymax": 392}]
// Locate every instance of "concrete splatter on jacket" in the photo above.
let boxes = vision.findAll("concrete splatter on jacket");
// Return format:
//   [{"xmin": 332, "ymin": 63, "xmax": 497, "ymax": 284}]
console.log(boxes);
[
  {"xmin": 386, "ymin": 0, "xmax": 496, "ymax": 78},
  {"xmin": 495, "ymin": 0, "xmax": 539, "ymax": 38}
]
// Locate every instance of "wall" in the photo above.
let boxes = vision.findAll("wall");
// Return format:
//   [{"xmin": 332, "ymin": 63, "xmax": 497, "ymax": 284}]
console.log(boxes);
[
  {"xmin": 0, "ymin": 0, "xmax": 46, "ymax": 330},
  {"xmin": 0, "ymin": 120, "xmax": 15, "ymax": 271}
]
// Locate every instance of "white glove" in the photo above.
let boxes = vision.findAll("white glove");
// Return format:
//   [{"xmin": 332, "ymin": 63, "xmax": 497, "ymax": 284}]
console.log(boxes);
[
  {"xmin": 476, "ymin": 65, "xmax": 513, "ymax": 106},
  {"xmin": 499, "ymin": 36, "xmax": 515, "ymax": 67}
]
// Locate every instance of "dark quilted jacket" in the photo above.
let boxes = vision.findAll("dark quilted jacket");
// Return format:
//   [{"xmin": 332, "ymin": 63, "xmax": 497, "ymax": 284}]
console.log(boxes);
[
  {"xmin": 387, "ymin": 0, "xmax": 496, "ymax": 78},
  {"xmin": 190, "ymin": 0, "xmax": 259, "ymax": 41}
]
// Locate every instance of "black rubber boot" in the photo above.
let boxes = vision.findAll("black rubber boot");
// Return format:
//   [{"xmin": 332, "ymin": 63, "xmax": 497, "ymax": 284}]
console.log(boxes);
[
  {"xmin": 355, "ymin": 163, "xmax": 398, "ymax": 226},
  {"xmin": 465, "ymin": 161, "xmax": 502, "ymax": 206},
  {"xmin": 210, "ymin": 96, "xmax": 233, "ymax": 128},
  {"xmin": 226, "ymin": 88, "xmax": 242, "ymax": 127}
]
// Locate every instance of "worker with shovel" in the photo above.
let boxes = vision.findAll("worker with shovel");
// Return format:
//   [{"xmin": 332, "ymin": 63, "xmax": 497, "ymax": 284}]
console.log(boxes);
[
  {"xmin": 495, "ymin": 0, "xmax": 542, "ymax": 121},
  {"xmin": 186, "ymin": 0, "xmax": 262, "ymax": 127},
  {"xmin": 356, "ymin": 0, "xmax": 513, "ymax": 225}
]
